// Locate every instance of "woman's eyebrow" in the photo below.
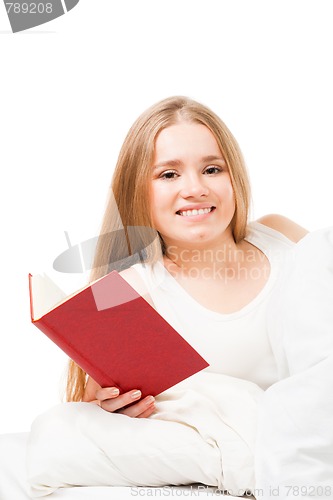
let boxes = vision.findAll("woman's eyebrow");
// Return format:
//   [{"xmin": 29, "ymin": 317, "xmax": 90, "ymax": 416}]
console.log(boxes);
[
  {"xmin": 153, "ymin": 159, "xmax": 182, "ymax": 169},
  {"xmin": 201, "ymin": 155, "xmax": 225, "ymax": 163},
  {"xmin": 153, "ymin": 155, "xmax": 225, "ymax": 170}
]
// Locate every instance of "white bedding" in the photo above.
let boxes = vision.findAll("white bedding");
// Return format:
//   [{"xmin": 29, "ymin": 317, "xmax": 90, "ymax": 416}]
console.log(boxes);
[
  {"xmin": 26, "ymin": 371, "xmax": 263, "ymax": 498},
  {"xmin": 255, "ymin": 227, "xmax": 333, "ymax": 499},
  {"xmin": 0, "ymin": 432, "xmax": 249, "ymax": 500}
]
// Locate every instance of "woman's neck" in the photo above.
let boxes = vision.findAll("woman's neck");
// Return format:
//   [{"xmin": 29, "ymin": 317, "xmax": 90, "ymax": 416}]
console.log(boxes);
[{"xmin": 163, "ymin": 236, "xmax": 247, "ymax": 275}]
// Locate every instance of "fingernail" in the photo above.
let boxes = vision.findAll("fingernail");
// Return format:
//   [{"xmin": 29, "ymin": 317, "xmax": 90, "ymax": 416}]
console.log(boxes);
[
  {"xmin": 131, "ymin": 390, "xmax": 141, "ymax": 399},
  {"xmin": 110, "ymin": 388, "xmax": 119, "ymax": 396},
  {"xmin": 145, "ymin": 396, "xmax": 155, "ymax": 405}
]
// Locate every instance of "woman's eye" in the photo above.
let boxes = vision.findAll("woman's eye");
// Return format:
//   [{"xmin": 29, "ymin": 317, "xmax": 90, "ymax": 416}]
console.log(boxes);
[
  {"xmin": 204, "ymin": 166, "xmax": 222, "ymax": 175},
  {"xmin": 160, "ymin": 170, "xmax": 178, "ymax": 180}
]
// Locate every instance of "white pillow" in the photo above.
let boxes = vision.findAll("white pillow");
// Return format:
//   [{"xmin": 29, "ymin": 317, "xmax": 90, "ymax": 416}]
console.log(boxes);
[{"xmin": 27, "ymin": 371, "xmax": 263, "ymax": 498}]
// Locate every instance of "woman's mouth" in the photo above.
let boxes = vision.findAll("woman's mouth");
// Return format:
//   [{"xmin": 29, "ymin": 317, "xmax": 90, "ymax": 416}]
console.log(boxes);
[{"xmin": 176, "ymin": 206, "xmax": 216, "ymax": 217}]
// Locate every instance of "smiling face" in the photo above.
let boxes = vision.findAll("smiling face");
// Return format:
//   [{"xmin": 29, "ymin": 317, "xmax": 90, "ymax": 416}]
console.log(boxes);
[{"xmin": 150, "ymin": 121, "xmax": 236, "ymax": 251}]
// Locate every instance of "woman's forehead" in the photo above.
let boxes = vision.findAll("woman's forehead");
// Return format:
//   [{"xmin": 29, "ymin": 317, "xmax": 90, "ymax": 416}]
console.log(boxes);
[{"xmin": 154, "ymin": 122, "xmax": 222, "ymax": 162}]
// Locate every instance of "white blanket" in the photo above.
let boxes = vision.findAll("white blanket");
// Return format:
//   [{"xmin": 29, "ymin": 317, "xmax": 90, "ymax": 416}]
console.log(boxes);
[
  {"xmin": 26, "ymin": 371, "xmax": 263, "ymax": 498},
  {"xmin": 255, "ymin": 227, "xmax": 333, "ymax": 499},
  {"xmin": 0, "ymin": 434, "xmax": 249, "ymax": 500}
]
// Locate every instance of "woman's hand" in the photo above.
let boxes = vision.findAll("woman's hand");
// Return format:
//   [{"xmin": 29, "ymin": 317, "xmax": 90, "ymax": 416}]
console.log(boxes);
[
  {"xmin": 83, "ymin": 377, "xmax": 155, "ymax": 418},
  {"xmin": 94, "ymin": 386, "xmax": 156, "ymax": 418}
]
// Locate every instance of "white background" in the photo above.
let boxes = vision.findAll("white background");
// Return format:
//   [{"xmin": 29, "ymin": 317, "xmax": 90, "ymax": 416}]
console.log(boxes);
[{"xmin": 0, "ymin": 0, "xmax": 332, "ymax": 433}]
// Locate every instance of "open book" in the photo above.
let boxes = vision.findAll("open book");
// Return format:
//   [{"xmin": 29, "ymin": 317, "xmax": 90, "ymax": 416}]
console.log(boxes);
[{"xmin": 29, "ymin": 271, "xmax": 209, "ymax": 399}]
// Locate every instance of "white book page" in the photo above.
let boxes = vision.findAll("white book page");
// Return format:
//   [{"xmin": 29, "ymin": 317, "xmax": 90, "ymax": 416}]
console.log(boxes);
[{"xmin": 30, "ymin": 273, "xmax": 67, "ymax": 321}]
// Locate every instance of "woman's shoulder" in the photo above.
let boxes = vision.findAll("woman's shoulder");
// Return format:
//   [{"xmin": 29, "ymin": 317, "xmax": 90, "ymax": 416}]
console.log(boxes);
[{"xmin": 255, "ymin": 214, "xmax": 309, "ymax": 243}]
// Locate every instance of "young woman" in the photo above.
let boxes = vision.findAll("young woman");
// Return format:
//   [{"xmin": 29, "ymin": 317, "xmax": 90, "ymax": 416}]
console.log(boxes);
[
  {"xmin": 66, "ymin": 95, "xmax": 308, "ymax": 416},
  {"xmin": 27, "ymin": 96, "xmax": 314, "ymax": 497}
]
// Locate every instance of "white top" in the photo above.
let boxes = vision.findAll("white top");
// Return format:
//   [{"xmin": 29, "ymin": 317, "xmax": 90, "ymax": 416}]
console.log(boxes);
[{"xmin": 132, "ymin": 221, "xmax": 295, "ymax": 390}]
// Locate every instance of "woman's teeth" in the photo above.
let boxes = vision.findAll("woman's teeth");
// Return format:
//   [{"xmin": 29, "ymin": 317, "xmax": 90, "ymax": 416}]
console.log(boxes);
[{"xmin": 177, "ymin": 207, "xmax": 214, "ymax": 217}]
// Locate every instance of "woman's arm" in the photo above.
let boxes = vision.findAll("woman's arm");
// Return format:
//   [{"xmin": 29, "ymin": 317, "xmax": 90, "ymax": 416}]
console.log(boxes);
[{"xmin": 256, "ymin": 214, "xmax": 309, "ymax": 243}]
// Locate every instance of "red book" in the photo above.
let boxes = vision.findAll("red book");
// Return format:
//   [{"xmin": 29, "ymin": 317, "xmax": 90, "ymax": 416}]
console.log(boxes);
[{"xmin": 29, "ymin": 271, "xmax": 209, "ymax": 399}]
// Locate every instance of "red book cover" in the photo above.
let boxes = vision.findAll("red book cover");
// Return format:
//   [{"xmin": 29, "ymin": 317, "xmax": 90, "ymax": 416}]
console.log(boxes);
[{"xmin": 28, "ymin": 271, "xmax": 209, "ymax": 399}]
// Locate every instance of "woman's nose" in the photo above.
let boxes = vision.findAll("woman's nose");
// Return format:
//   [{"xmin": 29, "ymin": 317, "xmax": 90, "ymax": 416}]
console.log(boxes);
[{"xmin": 179, "ymin": 174, "xmax": 209, "ymax": 198}]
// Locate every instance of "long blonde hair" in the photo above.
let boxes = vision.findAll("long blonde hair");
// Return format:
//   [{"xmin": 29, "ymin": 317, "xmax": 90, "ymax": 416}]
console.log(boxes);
[{"xmin": 66, "ymin": 96, "xmax": 251, "ymax": 401}]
